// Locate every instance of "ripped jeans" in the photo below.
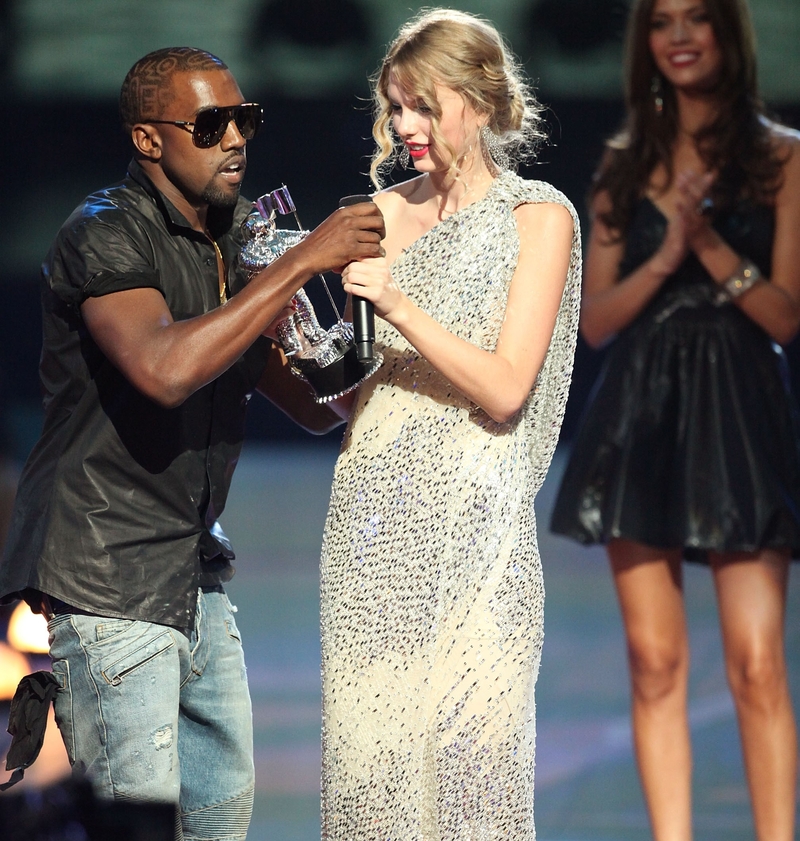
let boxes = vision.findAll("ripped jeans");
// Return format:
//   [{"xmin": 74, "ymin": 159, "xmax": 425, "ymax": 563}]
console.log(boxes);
[{"xmin": 48, "ymin": 587, "xmax": 254, "ymax": 841}]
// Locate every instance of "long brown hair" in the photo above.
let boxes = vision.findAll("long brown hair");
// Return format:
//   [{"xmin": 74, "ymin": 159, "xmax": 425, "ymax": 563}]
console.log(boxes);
[{"xmin": 594, "ymin": 0, "xmax": 785, "ymax": 235}]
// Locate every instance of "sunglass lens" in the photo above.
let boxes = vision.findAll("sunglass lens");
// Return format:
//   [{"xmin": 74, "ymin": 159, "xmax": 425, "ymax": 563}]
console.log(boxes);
[
  {"xmin": 192, "ymin": 104, "xmax": 262, "ymax": 147},
  {"xmin": 235, "ymin": 104, "xmax": 262, "ymax": 140},
  {"xmin": 193, "ymin": 108, "xmax": 226, "ymax": 148}
]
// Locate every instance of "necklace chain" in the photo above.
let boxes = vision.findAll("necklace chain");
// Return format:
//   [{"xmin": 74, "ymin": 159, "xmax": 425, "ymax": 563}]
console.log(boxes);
[{"xmin": 212, "ymin": 240, "xmax": 227, "ymax": 304}]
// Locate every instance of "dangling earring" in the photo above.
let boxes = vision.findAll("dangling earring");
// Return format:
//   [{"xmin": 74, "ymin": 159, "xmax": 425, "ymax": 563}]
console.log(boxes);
[
  {"xmin": 650, "ymin": 74, "xmax": 664, "ymax": 115},
  {"xmin": 398, "ymin": 144, "xmax": 410, "ymax": 169},
  {"xmin": 480, "ymin": 125, "xmax": 510, "ymax": 172}
]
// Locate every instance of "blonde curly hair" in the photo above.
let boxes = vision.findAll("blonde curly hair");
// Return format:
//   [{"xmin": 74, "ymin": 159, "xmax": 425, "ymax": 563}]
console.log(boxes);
[{"xmin": 369, "ymin": 8, "xmax": 545, "ymax": 188}]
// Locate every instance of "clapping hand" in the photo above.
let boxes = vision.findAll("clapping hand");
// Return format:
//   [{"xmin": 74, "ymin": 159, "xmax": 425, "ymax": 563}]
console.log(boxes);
[
  {"xmin": 675, "ymin": 169, "xmax": 715, "ymax": 241},
  {"xmin": 651, "ymin": 170, "xmax": 715, "ymax": 277}
]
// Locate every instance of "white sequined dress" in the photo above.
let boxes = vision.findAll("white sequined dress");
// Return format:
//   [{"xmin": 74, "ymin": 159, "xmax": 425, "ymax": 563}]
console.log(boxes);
[{"xmin": 320, "ymin": 172, "xmax": 582, "ymax": 840}]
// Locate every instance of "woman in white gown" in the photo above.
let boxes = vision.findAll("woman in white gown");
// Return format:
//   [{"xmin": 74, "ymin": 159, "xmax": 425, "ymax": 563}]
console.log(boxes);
[{"xmin": 320, "ymin": 9, "xmax": 582, "ymax": 839}]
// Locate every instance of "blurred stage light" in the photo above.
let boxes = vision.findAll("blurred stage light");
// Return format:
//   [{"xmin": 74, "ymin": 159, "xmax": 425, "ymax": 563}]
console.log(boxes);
[
  {"xmin": 0, "ymin": 641, "xmax": 29, "ymax": 701},
  {"xmin": 7, "ymin": 601, "xmax": 49, "ymax": 654}
]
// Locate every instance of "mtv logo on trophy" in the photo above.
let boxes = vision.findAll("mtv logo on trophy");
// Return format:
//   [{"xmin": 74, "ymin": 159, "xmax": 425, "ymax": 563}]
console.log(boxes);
[{"xmin": 239, "ymin": 185, "xmax": 383, "ymax": 403}]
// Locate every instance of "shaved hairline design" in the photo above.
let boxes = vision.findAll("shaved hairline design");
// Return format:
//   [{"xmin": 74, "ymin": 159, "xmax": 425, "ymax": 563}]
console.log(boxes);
[{"xmin": 119, "ymin": 47, "xmax": 228, "ymax": 132}]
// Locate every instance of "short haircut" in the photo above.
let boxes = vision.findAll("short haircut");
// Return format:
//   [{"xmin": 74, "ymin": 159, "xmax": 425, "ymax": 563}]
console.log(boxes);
[{"xmin": 119, "ymin": 47, "xmax": 228, "ymax": 133}]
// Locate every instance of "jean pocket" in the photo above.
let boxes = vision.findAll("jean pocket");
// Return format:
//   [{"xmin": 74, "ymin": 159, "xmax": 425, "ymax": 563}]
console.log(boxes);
[
  {"xmin": 100, "ymin": 628, "xmax": 175, "ymax": 687},
  {"xmin": 219, "ymin": 593, "xmax": 243, "ymax": 644},
  {"xmin": 225, "ymin": 618, "xmax": 242, "ymax": 645},
  {"xmin": 94, "ymin": 617, "xmax": 143, "ymax": 643},
  {"xmin": 50, "ymin": 658, "xmax": 75, "ymax": 762}
]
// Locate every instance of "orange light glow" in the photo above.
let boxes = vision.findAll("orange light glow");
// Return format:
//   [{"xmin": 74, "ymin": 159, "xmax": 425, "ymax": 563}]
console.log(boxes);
[
  {"xmin": 0, "ymin": 641, "xmax": 29, "ymax": 700},
  {"xmin": 7, "ymin": 601, "xmax": 49, "ymax": 654}
]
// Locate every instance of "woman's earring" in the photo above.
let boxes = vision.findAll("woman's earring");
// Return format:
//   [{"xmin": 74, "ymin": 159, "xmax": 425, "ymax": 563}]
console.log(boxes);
[
  {"xmin": 480, "ymin": 125, "xmax": 510, "ymax": 172},
  {"xmin": 398, "ymin": 144, "xmax": 410, "ymax": 169},
  {"xmin": 650, "ymin": 75, "xmax": 664, "ymax": 115}
]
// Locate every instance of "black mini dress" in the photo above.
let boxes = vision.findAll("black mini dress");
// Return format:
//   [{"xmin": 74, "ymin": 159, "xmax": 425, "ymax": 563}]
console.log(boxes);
[{"xmin": 550, "ymin": 197, "xmax": 800, "ymax": 562}]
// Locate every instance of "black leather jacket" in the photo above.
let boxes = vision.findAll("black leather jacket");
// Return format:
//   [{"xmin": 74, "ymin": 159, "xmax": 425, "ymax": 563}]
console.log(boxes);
[{"xmin": 0, "ymin": 161, "xmax": 269, "ymax": 631}]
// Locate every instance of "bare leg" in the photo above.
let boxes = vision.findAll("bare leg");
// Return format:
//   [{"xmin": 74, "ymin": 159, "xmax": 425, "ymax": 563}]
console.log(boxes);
[
  {"xmin": 710, "ymin": 549, "xmax": 796, "ymax": 841},
  {"xmin": 608, "ymin": 538, "xmax": 692, "ymax": 841}
]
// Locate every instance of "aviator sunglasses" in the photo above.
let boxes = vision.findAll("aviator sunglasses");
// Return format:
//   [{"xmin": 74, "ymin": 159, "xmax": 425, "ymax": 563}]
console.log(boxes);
[{"xmin": 146, "ymin": 102, "xmax": 263, "ymax": 148}]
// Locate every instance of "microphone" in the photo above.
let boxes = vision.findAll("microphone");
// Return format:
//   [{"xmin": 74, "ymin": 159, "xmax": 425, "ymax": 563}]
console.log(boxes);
[{"xmin": 339, "ymin": 194, "xmax": 375, "ymax": 364}]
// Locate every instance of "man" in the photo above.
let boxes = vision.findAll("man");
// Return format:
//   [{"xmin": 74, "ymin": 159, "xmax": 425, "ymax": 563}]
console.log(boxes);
[{"xmin": 0, "ymin": 47, "xmax": 384, "ymax": 838}]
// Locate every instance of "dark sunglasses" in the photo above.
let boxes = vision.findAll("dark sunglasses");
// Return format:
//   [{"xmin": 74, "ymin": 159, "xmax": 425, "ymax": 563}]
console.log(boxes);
[{"xmin": 146, "ymin": 103, "xmax": 262, "ymax": 148}]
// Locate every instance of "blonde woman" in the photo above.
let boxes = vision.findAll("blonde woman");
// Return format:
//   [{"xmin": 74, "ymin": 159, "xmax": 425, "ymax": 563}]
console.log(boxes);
[{"xmin": 319, "ymin": 8, "xmax": 582, "ymax": 840}]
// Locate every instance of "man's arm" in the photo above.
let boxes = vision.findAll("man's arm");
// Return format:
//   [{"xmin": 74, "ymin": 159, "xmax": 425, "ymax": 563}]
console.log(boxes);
[
  {"xmin": 81, "ymin": 202, "xmax": 385, "ymax": 408},
  {"xmin": 255, "ymin": 342, "xmax": 344, "ymax": 434}
]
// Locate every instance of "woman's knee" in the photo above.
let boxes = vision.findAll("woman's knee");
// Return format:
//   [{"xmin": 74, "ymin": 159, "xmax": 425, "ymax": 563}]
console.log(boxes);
[
  {"xmin": 725, "ymin": 645, "xmax": 789, "ymax": 707},
  {"xmin": 627, "ymin": 636, "xmax": 688, "ymax": 702}
]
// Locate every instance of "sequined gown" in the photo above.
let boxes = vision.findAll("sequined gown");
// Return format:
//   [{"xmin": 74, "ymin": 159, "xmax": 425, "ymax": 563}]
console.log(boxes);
[{"xmin": 320, "ymin": 172, "xmax": 582, "ymax": 841}]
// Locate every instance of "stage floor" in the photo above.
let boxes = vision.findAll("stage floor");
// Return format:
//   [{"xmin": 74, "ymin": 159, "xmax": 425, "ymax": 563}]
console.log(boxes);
[
  {"xmin": 2, "ymin": 441, "xmax": 798, "ymax": 839},
  {"xmin": 222, "ymin": 442, "xmax": 800, "ymax": 841}
]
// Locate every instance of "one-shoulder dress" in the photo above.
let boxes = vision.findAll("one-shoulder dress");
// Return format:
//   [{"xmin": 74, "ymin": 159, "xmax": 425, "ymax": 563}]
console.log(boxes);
[
  {"xmin": 551, "ymin": 197, "xmax": 800, "ymax": 560},
  {"xmin": 319, "ymin": 172, "xmax": 582, "ymax": 840}
]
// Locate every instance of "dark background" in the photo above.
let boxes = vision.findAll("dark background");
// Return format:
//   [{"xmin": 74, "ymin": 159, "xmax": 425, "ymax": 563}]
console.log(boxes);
[
  {"xmin": 1, "ymin": 4, "xmax": 799, "ymax": 838},
  {"xmin": 1, "ymin": 0, "xmax": 798, "ymax": 459}
]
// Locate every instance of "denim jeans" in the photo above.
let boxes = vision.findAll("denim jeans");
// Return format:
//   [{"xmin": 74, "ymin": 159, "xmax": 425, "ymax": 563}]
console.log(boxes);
[{"xmin": 48, "ymin": 587, "xmax": 254, "ymax": 841}]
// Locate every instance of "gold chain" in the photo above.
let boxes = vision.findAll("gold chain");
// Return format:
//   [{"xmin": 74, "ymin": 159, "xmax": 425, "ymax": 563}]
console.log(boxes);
[{"xmin": 212, "ymin": 240, "xmax": 227, "ymax": 304}]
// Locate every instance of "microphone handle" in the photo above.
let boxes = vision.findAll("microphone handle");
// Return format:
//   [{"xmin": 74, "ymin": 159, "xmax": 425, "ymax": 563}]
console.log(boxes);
[{"xmin": 339, "ymin": 194, "xmax": 375, "ymax": 364}]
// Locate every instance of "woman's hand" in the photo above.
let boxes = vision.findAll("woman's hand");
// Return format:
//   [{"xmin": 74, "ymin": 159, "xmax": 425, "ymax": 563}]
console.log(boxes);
[
  {"xmin": 651, "ymin": 211, "xmax": 689, "ymax": 277},
  {"xmin": 675, "ymin": 169, "xmax": 715, "ymax": 243},
  {"xmin": 580, "ymin": 187, "xmax": 681, "ymax": 348},
  {"xmin": 676, "ymin": 136, "xmax": 800, "ymax": 345},
  {"xmin": 647, "ymin": 169, "xmax": 713, "ymax": 276},
  {"xmin": 339, "ymin": 202, "xmax": 573, "ymax": 424},
  {"xmin": 643, "ymin": 169, "xmax": 715, "ymax": 280},
  {"xmin": 341, "ymin": 257, "xmax": 409, "ymax": 324}
]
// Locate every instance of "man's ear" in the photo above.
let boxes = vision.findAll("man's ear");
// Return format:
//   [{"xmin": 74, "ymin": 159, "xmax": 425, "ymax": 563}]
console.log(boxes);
[{"xmin": 131, "ymin": 123, "xmax": 162, "ymax": 161}]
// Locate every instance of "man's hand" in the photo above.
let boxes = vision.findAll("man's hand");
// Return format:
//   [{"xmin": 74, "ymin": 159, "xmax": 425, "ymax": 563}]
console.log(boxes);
[
  {"xmin": 293, "ymin": 201, "xmax": 385, "ymax": 276},
  {"xmin": 256, "ymin": 342, "xmax": 344, "ymax": 434},
  {"xmin": 80, "ymin": 203, "xmax": 384, "ymax": 411}
]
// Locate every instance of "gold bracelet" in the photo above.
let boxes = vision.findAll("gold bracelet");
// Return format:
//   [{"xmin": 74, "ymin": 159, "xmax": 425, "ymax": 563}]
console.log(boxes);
[{"xmin": 721, "ymin": 258, "xmax": 762, "ymax": 300}]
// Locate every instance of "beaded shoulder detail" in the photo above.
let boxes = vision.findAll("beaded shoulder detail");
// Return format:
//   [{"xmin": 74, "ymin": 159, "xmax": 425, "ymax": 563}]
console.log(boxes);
[
  {"xmin": 319, "ymin": 172, "xmax": 582, "ymax": 841},
  {"xmin": 382, "ymin": 171, "xmax": 582, "ymax": 492}
]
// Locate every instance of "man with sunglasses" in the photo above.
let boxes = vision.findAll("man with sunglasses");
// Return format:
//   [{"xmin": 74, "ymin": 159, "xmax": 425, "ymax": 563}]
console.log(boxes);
[{"xmin": 0, "ymin": 47, "xmax": 384, "ymax": 838}]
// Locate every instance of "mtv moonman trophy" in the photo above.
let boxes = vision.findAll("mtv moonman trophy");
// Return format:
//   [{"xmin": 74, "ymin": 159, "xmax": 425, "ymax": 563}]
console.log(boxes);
[{"xmin": 239, "ymin": 185, "xmax": 383, "ymax": 403}]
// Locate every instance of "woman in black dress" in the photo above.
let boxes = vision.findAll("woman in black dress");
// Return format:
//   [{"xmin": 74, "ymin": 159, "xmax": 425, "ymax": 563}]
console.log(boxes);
[{"xmin": 551, "ymin": 0, "xmax": 800, "ymax": 838}]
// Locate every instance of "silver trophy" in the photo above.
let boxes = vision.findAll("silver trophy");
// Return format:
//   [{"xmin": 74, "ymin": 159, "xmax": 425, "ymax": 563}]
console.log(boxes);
[{"xmin": 239, "ymin": 185, "xmax": 383, "ymax": 403}]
